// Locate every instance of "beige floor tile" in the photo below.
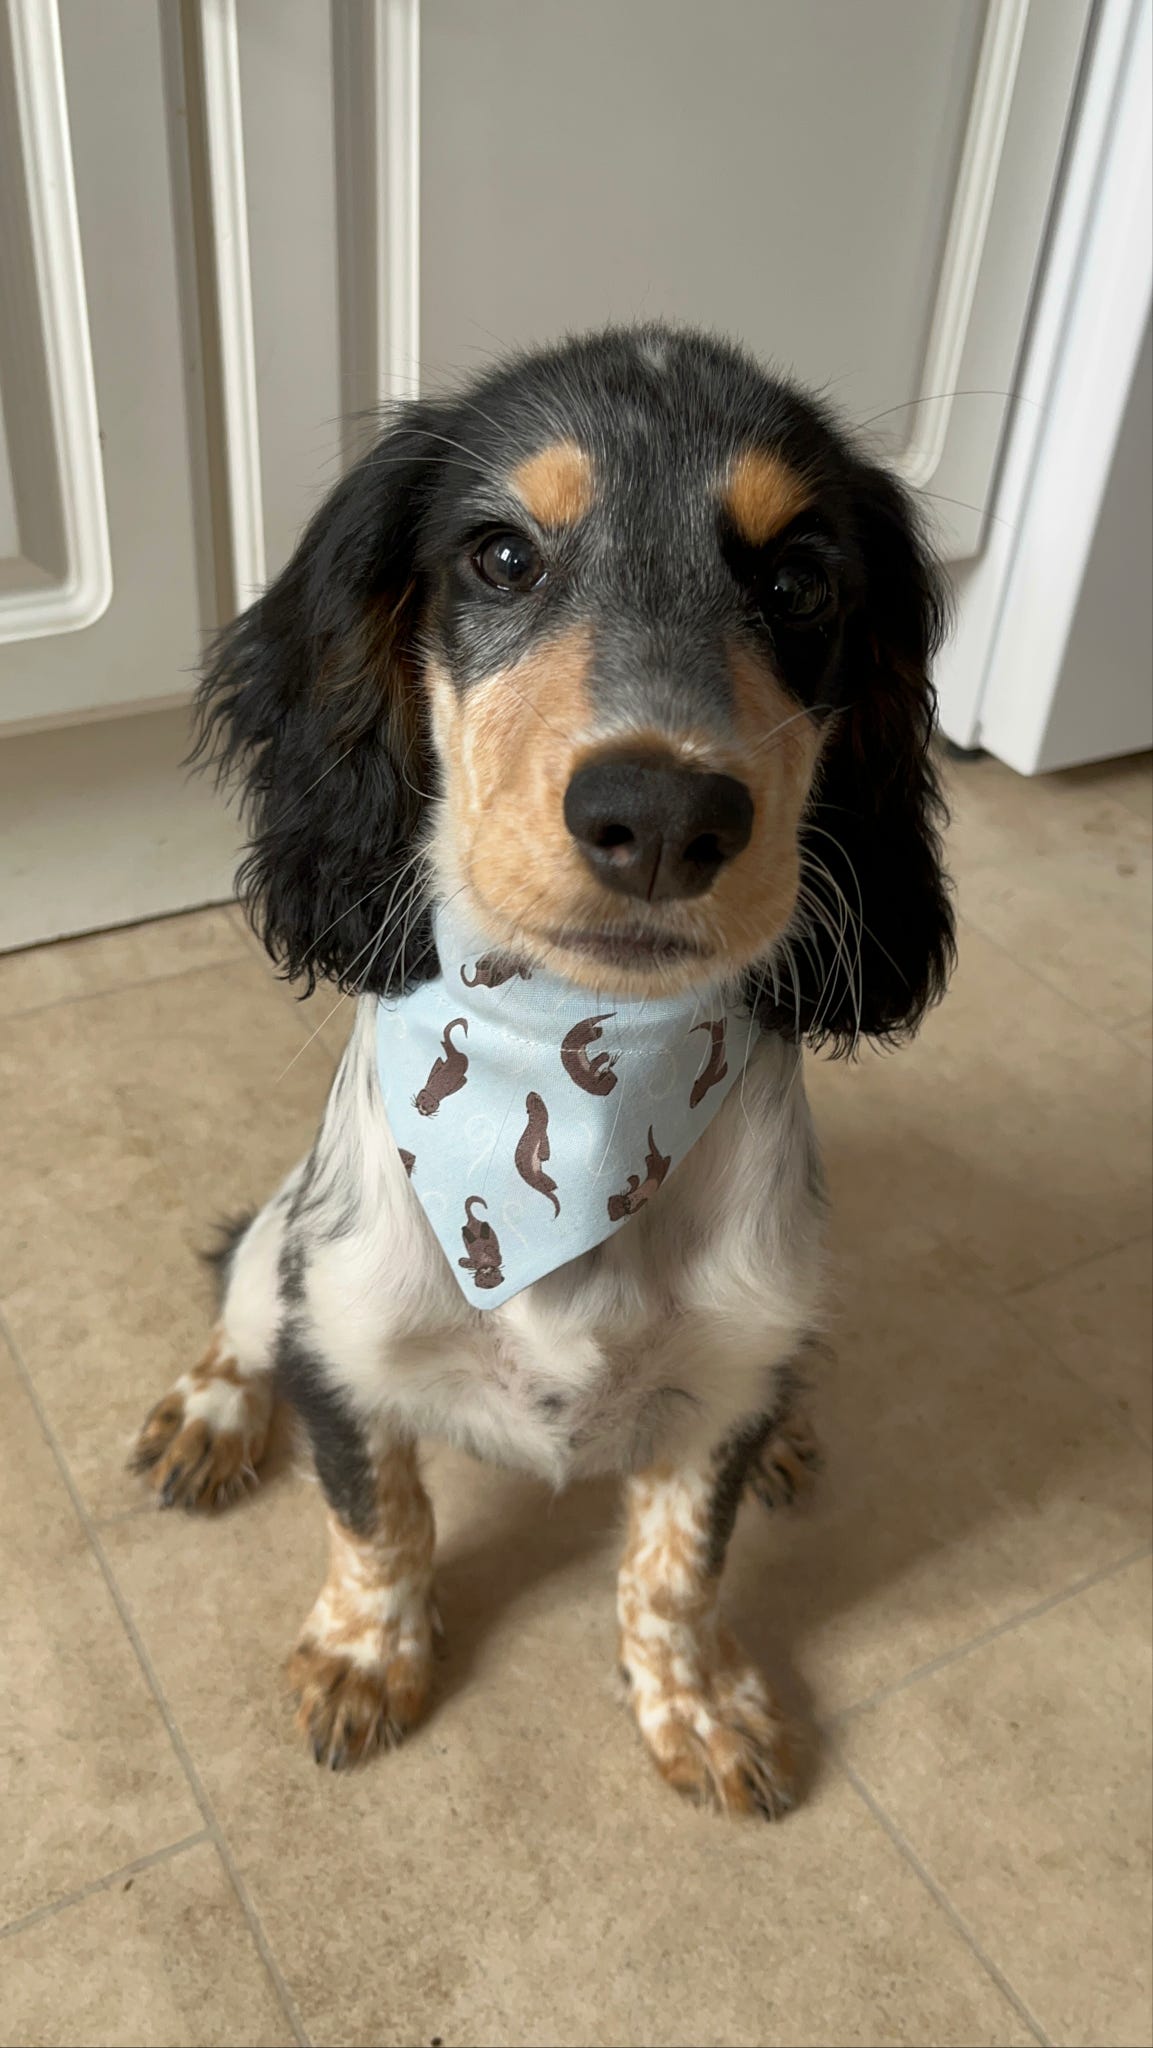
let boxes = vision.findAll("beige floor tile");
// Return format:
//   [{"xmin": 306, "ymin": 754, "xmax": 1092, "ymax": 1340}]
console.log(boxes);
[
  {"xmin": 1097, "ymin": 750, "xmax": 1153, "ymax": 825},
  {"xmin": 101, "ymin": 1459, "xmax": 1032, "ymax": 2048},
  {"xmin": 722, "ymin": 1250, "xmax": 1151, "ymax": 1714},
  {"xmin": 843, "ymin": 1556, "xmax": 1153, "ymax": 2048},
  {"xmin": 0, "ymin": 962, "xmax": 332, "ymax": 1518},
  {"xmin": 0, "ymin": 1341, "xmax": 201, "ymax": 1925},
  {"xmin": 808, "ymin": 918, "xmax": 1153, "ymax": 1295},
  {"xmin": 1010, "ymin": 1239, "xmax": 1153, "ymax": 1447},
  {"xmin": 1120, "ymin": 1009, "xmax": 1153, "ymax": 1058},
  {"xmin": 0, "ymin": 1842, "xmax": 294, "ymax": 2048},
  {"xmin": 958, "ymin": 834, "xmax": 1151, "ymax": 1031},
  {"xmin": 0, "ymin": 908, "xmax": 243, "ymax": 1019},
  {"xmin": 225, "ymin": 903, "xmax": 355, "ymax": 1065},
  {"xmin": 943, "ymin": 751, "xmax": 1152, "ymax": 874}
]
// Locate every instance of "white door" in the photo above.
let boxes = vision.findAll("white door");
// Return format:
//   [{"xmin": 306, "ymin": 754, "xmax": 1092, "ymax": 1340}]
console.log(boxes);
[{"xmin": 0, "ymin": 0, "xmax": 1099, "ymax": 948}]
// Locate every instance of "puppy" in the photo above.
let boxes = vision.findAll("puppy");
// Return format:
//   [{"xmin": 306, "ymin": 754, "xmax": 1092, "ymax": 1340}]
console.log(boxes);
[{"xmin": 132, "ymin": 324, "xmax": 953, "ymax": 1818}]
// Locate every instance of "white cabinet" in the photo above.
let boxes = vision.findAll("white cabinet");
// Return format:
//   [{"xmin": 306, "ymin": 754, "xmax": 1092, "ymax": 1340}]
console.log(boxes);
[{"xmin": 1, "ymin": 0, "xmax": 1141, "ymax": 947}]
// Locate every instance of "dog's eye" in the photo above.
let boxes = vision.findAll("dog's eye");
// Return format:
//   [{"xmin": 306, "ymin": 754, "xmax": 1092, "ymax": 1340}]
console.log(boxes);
[
  {"xmin": 770, "ymin": 556, "xmax": 832, "ymax": 624},
  {"xmin": 471, "ymin": 531, "xmax": 546, "ymax": 594}
]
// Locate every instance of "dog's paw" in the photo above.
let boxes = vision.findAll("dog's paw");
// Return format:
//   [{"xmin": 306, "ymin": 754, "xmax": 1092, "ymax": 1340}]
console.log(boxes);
[
  {"xmin": 288, "ymin": 1631, "xmax": 434, "ymax": 1770},
  {"xmin": 623, "ymin": 1629, "xmax": 798, "ymax": 1820},
  {"xmin": 748, "ymin": 1405, "xmax": 822, "ymax": 1512},
  {"xmin": 130, "ymin": 1349, "xmax": 272, "ymax": 1511}
]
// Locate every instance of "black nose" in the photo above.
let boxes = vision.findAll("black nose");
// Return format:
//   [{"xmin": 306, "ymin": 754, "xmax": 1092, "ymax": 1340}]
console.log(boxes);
[{"xmin": 563, "ymin": 756, "xmax": 754, "ymax": 903}]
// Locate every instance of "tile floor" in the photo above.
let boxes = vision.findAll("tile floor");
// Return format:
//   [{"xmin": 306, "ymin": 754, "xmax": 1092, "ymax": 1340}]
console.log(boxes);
[{"xmin": 1, "ymin": 750, "xmax": 1150, "ymax": 2048}]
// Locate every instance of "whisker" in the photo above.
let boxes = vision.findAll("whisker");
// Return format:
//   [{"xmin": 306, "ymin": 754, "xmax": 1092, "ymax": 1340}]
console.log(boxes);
[
  {"xmin": 802, "ymin": 823, "xmax": 911, "ymax": 990},
  {"xmin": 856, "ymin": 386, "xmax": 1031, "ymax": 432},
  {"xmin": 274, "ymin": 914, "xmax": 395, "ymax": 1082},
  {"xmin": 747, "ymin": 703, "xmax": 849, "ymax": 762}
]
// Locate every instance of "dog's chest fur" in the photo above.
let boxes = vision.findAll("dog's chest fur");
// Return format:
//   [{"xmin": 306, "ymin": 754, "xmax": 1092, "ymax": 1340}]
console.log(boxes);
[{"xmin": 281, "ymin": 1002, "xmax": 826, "ymax": 1485}]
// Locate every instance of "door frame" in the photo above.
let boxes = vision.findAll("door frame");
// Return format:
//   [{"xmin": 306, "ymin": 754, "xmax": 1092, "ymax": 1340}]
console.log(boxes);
[{"xmin": 935, "ymin": 0, "xmax": 1153, "ymax": 768}]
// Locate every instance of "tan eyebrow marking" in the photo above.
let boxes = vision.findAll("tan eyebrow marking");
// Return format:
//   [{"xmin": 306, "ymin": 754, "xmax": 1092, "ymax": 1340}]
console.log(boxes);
[
  {"xmin": 509, "ymin": 440, "xmax": 594, "ymax": 528},
  {"xmin": 723, "ymin": 449, "xmax": 811, "ymax": 546}
]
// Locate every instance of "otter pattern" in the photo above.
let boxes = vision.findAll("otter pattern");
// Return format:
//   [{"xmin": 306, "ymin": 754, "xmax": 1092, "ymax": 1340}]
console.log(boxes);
[
  {"xmin": 561, "ymin": 1014, "xmax": 619, "ymax": 1097},
  {"xmin": 606, "ymin": 1126, "xmax": 672, "ymax": 1222},
  {"xmin": 398, "ymin": 1147, "xmax": 416, "ymax": 1178},
  {"xmin": 414, "ymin": 1018, "xmax": 469, "ymax": 1117},
  {"xmin": 458, "ymin": 1196, "xmax": 504, "ymax": 1289},
  {"xmin": 514, "ymin": 1091, "xmax": 560, "ymax": 1216},
  {"xmin": 461, "ymin": 952, "xmax": 532, "ymax": 990},
  {"xmin": 689, "ymin": 1019, "xmax": 728, "ymax": 1109}
]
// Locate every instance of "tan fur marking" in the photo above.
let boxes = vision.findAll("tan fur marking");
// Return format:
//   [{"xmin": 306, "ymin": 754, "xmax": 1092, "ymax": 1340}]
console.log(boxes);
[
  {"xmin": 131, "ymin": 1325, "xmax": 271, "ymax": 1511},
  {"xmin": 427, "ymin": 627, "xmax": 597, "ymax": 945},
  {"xmin": 698, "ymin": 644, "xmax": 827, "ymax": 977},
  {"xmin": 290, "ymin": 1440, "xmax": 436, "ymax": 1768},
  {"xmin": 617, "ymin": 1461, "xmax": 797, "ymax": 1819},
  {"xmin": 723, "ymin": 449, "xmax": 810, "ymax": 546},
  {"xmin": 748, "ymin": 1405, "xmax": 822, "ymax": 1510},
  {"xmin": 510, "ymin": 440, "xmax": 594, "ymax": 528},
  {"xmin": 425, "ymin": 624, "xmax": 825, "ymax": 1000}
]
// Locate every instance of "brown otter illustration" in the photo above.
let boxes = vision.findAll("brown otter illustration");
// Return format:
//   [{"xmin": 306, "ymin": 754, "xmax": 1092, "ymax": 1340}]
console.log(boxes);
[
  {"xmin": 414, "ymin": 1018, "xmax": 469, "ymax": 1116},
  {"xmin": 514, "ymin": 1091, "xmax": 560, "ymax": 1216},
  {"xmin": 398, "ymin": 1147, "xmax": 416, "ymax": 1178},
  {"xmin": 689, "ymin": 1019, "xmax": 728, "ymax": 1109},
  {"xmin": 606, "ymin": 1127, "xmax": 672, "ymax": 1222},
  {"xmin": 461, "ymin": 952, "xmax": 532, "ymax": 990},
  {"xmin": 458, "ymin": 1196, "xmax": 504, "ymax": 1289},
  {"xmin": 560, "ymin": 1013, "xmax": 619, "ymax": 1096}
]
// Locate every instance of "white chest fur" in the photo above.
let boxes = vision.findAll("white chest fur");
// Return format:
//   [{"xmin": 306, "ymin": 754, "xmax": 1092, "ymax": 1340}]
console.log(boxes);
[{"xmin": 290, "ymin": 1001, "xmax": 827, "ymax": 1484}]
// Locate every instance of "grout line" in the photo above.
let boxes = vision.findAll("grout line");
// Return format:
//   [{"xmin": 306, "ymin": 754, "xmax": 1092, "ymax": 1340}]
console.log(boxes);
[
  {"xmin": 1, "ymin": 935, "xmax": 338, "ymax": 1063},
  {"xmin": 224, "ymin": 903, "xmax": 347, "ymax": 1059},
  {"xmin": 835, "ymin": 1750, "xmax": 1053, "ymax": 2047},
  {"xmin": 998, "ymin": 1298, "xmax": 1153, "ymax": 1459},
  {"xmin": 1002, "ymin": 1228, "xmax": 1152, "ymax": 1299},
  {"xmin": 0, "ymin": 952, "xmax": 247, "ymax": 1023},
  {"xmin": 953, "ymin": 905, "xmax": 1153, "ymax": 1060},
  {"xmin": 0, "ymin": 1832, "xmax": 210, "ymax": 1945},
  {"xmin": 833, "ymin": 1540, "xmax": 1153, "ymax": 1726},
  {"xmin": 0, "ymin": 1311, "xmax": 311, "ymax": 2048}
]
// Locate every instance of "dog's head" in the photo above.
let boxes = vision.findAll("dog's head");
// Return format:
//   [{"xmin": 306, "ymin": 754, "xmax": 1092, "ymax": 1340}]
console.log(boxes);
[{"xmin": 200, "ymin": 324, "xmax": 953, "ymax": 1049}]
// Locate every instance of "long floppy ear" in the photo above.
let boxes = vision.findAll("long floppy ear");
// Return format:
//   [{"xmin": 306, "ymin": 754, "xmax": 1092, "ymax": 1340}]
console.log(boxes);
[
  {"xmin": 757, "ymin": 463, "xmax": 956, "ymax": 1053},
  {"xmin": 193, "ymin": 404, "xmax": 448, "ymax": 997}
]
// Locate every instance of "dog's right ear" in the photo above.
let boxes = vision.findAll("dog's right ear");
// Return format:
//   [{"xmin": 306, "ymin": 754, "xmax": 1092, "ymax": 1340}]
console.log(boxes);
[{"xmin": 194, "ymin": 403, "xmax": 449, "ymax": 997}]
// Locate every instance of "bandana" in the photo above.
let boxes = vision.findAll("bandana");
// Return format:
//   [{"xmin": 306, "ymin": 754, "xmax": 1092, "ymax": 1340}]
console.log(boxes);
[{"xmin": 376, "ymin": 906, "xmax": 759, "ymax": 1309}]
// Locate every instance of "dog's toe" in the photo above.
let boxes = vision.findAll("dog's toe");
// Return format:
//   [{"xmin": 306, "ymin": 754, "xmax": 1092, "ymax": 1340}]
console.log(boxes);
[
  {"xmin": 131, "ymin": 1360, "xmax": 270, "ymax": 1512},
  {"xmin": 623, "ymin": 1633, "xmax": 799, "ymax": 1821},
  {"xmin": 748, "ymin": 1406, "xmax": 823, "ymax": 1513},
  {"xmin": 289, "ymin": 1638, "xmax": 432, "ymax": 1769}
]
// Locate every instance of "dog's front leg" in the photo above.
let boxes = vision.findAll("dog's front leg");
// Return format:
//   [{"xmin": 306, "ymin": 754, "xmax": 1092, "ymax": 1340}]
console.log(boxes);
[
  {"xmin": 289, "ymin": 1426, "xmax": 437, "ymax": 1769},
  {"xmin": 617, "ymin": 1456, "xmax": 797, "ymax": 1819}
]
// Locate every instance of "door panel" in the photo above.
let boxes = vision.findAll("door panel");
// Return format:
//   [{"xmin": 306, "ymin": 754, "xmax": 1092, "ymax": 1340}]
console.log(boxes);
[
  {"xmin": 418, "ymin": 0, "xmax": 1091, "ymax": 560},
  {"xmin": 0, "ymin": 0, "xmax": 205, "ymax": 727},
  {"xmin": 0, "ymin": 0, "xmax": 1105, "ymax": 944}
]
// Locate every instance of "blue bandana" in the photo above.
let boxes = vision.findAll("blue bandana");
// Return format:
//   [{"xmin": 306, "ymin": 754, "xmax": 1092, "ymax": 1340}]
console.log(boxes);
[{"xmin": 376, "ymin": 907, "xmax": 759, "ymax": 1308}]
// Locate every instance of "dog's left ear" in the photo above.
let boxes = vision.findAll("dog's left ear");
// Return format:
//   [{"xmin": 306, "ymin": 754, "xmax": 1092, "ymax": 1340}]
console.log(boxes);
[
  {"xmin": 756, "ymin": 461, "xmax": 956, "ymax": 1052},
  {"xmin": 193, "ymin": 402, "xmax": 451, "ymax": 997}
]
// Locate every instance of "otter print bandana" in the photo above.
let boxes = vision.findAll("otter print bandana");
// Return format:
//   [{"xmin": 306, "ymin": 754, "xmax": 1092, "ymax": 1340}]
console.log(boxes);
[{"xmin": 375, "ymin": 906, "xmax": 760, "ymax": 1309}]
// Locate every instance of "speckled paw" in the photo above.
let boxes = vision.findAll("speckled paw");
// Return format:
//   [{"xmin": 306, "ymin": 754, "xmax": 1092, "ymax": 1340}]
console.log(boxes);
[
  {"xmin": 288, "ymin": 1635, "xmax": 434, "ymax": 1770},
  {"xmin": 131, "ymin": 1344, "xmax": 271, "ymax": 1511},
  {"xmin": 624, "ymin": 1632, "xmax": 799, "ymax": 1820},
  {"xmin": 748, "ymin": 1405, "xmax": 823, "ymax": 1511}
]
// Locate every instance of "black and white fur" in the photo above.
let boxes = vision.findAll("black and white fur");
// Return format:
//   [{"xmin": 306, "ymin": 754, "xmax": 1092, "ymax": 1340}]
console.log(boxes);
[{"xmin": 133, "ymin": 324, "xmax": 952, "ymax": 1814}]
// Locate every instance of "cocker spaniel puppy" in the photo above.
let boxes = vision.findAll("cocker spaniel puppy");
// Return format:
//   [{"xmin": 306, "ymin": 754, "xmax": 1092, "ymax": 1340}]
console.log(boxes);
[{"xmin": 133, "ymin": 324, "xmax": 953, "ymax": 1818}]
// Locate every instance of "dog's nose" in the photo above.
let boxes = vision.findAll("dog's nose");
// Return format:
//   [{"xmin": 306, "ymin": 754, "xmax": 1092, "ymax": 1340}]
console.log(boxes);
[{"xmin": 563, "ymin": 757, "xmax": 754, "ymax": 902}]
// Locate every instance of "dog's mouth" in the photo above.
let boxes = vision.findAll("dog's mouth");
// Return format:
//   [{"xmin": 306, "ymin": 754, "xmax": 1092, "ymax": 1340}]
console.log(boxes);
[{"xmin": 541, "ymin": 925, "xmax": 716, "ymax": 972}]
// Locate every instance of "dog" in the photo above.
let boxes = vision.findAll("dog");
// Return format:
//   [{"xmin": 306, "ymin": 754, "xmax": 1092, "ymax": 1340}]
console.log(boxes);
[{"xmin": 131, "ymin": 323, "xmax": 953, "ymax": 1818}]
